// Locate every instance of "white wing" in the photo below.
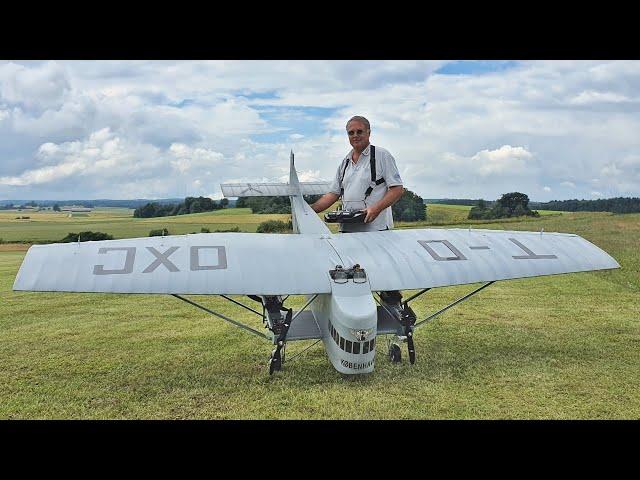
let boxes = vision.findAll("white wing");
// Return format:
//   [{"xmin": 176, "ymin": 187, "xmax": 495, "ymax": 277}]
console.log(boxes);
[
  {"xmin": 13, "ymin": 228, "xmax": 620, "ymax": 296},
  {"xmin": 326, "ymin": 228, "xmax": 620, "ymax": 291},
  {"xmin": 221, "ymin": 182, "xmax": 330, "ymax": 197},
  {"xmin": 13, "ymin": 233, "xmax": 339, "ymax": 295}
]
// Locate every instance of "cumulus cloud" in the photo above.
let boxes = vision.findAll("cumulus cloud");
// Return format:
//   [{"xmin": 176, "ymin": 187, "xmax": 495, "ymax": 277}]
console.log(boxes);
[
  {"xmin": 569, "ymin": 90, "xmax": 633, "ymax": 105},
  {"xmin": 0, "ymin": 61, "xmax": 70, "ymax": 112},
  {"xmin": 1, "ymin": 60, "xmax": 640, "ymax": 200},
  {"xmin": 472, "ymin": 145, "xmax": 534, "ymax": 176},
  {"xmin": 0, "ymin": 128, "xmax": 163, "ymax": 187},
  {"xmin": 598, "ymin": 155, "xmax": 640, "ymax": 194},
  {"xmin": 276, "ymin": 169, "xmax": 322, "ymax": 183},
  {"xmin": 169, "ymin": 143, "xmax": 224, "ymax": 173}
]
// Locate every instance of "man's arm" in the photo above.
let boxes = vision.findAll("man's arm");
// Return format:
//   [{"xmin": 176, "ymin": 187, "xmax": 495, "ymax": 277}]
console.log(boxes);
[
  {"xmin": 364, "ymin": 185, "xmax": 404, "ymax": 223},
  {"xmin": 310, "ymin": 192, "xmax": 340, "ymax": 213}
]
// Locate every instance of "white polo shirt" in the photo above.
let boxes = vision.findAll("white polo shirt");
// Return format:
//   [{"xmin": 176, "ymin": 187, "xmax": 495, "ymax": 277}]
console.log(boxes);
[{"xmin": 328, "ymin": 144, "xmax": 403, "ymax": 232}]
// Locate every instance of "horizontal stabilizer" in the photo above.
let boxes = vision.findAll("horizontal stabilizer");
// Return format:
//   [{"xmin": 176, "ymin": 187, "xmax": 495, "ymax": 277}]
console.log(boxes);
[{"xmin": 221, "ymin": 182, "xmax": 330, "ymax": 197}]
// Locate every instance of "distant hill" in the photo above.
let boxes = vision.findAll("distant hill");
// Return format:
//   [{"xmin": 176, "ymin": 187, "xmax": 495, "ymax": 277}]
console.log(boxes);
[
  {"xmin": 0, "ymin": 198, "xmax": 239, "ymax": 209},
  {"xmin": 424, "ymin": 197, "xmax": 640, "ymax": 214},
  {"xmin": 423, "ymin": 199, "xmax": 488, "ymax": 206},
  {"xmin": 533, "ymin": 197, "xmax": 640, "ymax": 213}
]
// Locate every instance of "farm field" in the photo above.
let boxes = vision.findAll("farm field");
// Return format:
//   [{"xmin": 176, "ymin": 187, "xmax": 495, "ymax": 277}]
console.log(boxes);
[
  {"xmin": 0, "ymin": 207, "xmax": 291, "ymax": 242},
  {"xmin": 0, "ymin": 205, "xmax": 638, "ymax": 419},
  {"xmin": 400, "ymin": 204, "xmax": 562, "ymax": 226},
  {"xmin": 0, "ymin": 204, "xmax": 563, "ymax": 243}
]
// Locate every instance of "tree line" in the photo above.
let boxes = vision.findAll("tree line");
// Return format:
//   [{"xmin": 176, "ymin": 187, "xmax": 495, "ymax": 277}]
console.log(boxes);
[
  {"xmin": 236, "ymin": 189, "xmax": 427, "ymax": 222},
  {"xmin": 424, "ymin": 198, "xmax": 483, "ymax": 206},
  {"xmin": 133, "ymin": 196, "xmax": 229, "ymax": 218},
  {"xmin": 534, "ymin": 197, "xmax": 640, "ymax": 214},
  {"xmin": 468, "ymin": 192, "xmax": 540, "ymax": 220},
  {"xmin": 391, "ymin": 189, "xmax": 427, "ymax": 221},
  {"xmin": 235, "ymin": 195, "xmax": 322, "ymax": 214}
]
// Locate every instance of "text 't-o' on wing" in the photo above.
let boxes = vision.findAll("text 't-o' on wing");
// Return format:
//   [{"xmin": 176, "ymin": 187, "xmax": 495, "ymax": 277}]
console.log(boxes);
[{"xmin": 326, "ymin": 228, "xmax": 620, "ymax": 292}]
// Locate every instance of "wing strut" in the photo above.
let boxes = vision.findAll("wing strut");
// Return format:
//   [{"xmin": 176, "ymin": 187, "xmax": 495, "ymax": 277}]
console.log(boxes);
[
  {"xmin": 375, "ymin": 282, "xmax": 494, "ymax": 365},
  {"xmin": 172, "ymin": 294, "xmax": 271, "ymax": 340},
  {"xmin": 269, "ymin": 294, "xmax": 319, "ymax": 374},
  {"xmin": 414, "ymin": 281, "xmax": 494, "ymax": 328},
  {"xmin": 220, "ymin": 294, "xmax": 265, "ymax": 317},
  {"xmin": 402, "ymin": 288, "xmax": 431, "ymax": 306}
]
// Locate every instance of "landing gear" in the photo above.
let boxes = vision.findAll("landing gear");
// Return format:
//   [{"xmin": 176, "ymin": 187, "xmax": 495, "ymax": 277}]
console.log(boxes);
[
  {"xmin": 263, "ymin": 296, "xmax": 287, "ymax": 335},
  {"xmin": 256, "ymin": 296, "xmax": 293, "ymax": 375},
  {"xmin": 252, "ymin": 294, "xmax": 318, "ymax": 375},
  {"xmin": 248, "ymin": 295, "xmax": 291, "ymax": 374},
  {"xmin": 380, "ymin": 291, "xmax": 417, "ymax": 365},
  {"xmin": 268, "ymin": 312, "xmax": 291, "ymax": 375},
  {"xmin": 389, "ymin": 343, "xmax": 402, "ymax": 363},
  {"xmin": 171, "ymin": 292, "xmax": 320, "ymax": 376}
]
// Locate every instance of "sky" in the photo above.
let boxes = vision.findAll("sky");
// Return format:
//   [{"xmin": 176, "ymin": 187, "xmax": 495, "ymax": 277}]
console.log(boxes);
[{"xmin": 0, "ymin": 60, "xmax": 639, "ymax": 202}]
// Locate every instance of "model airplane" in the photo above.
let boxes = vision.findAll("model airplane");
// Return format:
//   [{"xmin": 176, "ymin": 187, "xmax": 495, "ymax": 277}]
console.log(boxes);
[{"xmin": 13, "ymin": 152, "xmax": 620, "ymax": 374}]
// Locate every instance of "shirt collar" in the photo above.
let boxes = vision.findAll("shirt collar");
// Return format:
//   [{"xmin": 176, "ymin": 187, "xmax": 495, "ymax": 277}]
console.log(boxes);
[{"xmin": 344, "ymin": 144, "xmax": 371, "ymax": 162}]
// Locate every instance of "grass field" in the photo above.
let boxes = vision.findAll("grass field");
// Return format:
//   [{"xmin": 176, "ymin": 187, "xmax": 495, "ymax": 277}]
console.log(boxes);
[
  {"xmin": 1, "ymin": 205, "xmax": 638, "ymax": 419},
  {"xmin": 0, "ymin": 207, "xmax": 291, "ymax": 242},
  {"xmin": 402, "ymin": 204, "xmax": 562, "ymax": 227},
  {"xmin": 0, "ymin": 204, "xmax": 561, "ymax": 243}
]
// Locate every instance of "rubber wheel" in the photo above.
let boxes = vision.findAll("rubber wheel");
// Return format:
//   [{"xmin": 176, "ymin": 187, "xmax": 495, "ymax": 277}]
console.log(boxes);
[{"xmin": 389, "ymin": 344, "xmax": 402, "ymax": 363}]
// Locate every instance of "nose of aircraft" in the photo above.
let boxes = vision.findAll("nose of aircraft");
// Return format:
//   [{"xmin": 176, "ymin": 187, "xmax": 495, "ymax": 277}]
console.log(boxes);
[{"xmin": 329, "ymin": 281, "xmax": 377, "ymax": 331}]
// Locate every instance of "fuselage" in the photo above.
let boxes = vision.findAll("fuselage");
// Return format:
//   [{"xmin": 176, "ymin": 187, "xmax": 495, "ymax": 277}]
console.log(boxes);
[{"xmin": 288, "ymin": 156, "xmax": 378, "ymax": 374}]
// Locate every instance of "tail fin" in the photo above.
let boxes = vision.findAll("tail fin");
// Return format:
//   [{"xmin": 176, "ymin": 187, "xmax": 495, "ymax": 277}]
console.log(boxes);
[
  {"xmin": 221, "ymin": 150, "xmax": 330, "ymax": 197},
  {"xmin": 289, "ymin": 150, "xmax": 301, "ymax": 194}
]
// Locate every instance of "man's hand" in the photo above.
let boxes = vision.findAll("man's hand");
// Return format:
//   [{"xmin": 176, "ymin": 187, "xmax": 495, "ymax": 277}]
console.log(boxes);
[
  {"xmin": 363, "ymin": 205, "xmax": 382, "ymax": 223},
  {"xmin": 311, "ymin": 192, "xmax": 340, "ymax": 213},
  {"xmin": 361, "ymin": 186, "xmax": 404, "ymax": 223}
]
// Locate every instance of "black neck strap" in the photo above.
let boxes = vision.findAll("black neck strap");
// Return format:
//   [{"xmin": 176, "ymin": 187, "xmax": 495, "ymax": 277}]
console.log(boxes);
[{"xmin": 339, "ymin": 145, "xmax": 385, "ymax": 200}]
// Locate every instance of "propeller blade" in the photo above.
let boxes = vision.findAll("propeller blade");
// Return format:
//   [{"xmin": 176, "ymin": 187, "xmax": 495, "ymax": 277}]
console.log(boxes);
[
  {"xmin": 401, "ymin": 305, "xmax": 417, "ymax": 364},
  {"xmin": 406, "ymin": 329, "xmax": 416, "ymax": 364}
]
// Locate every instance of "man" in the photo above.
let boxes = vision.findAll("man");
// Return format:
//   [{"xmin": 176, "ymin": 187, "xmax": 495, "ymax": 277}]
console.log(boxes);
[
  {"xmin": 310, "ymin": 115, "xmax": 406, "ymax": 308},
  {"xmin": 310, "ymin": 115, "xmax": 404, "ymax": 232}
]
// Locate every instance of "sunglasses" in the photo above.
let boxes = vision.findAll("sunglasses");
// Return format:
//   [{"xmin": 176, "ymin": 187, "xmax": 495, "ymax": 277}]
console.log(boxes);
[{"xmin": 347, "ymin": 129, "xmax": 367, "ymax": 136}]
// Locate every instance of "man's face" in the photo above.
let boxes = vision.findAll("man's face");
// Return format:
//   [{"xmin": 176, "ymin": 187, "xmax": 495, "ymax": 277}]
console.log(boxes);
[{"xmin": 346, "ymin": 121, "xmax": 370, "ymax": 151}]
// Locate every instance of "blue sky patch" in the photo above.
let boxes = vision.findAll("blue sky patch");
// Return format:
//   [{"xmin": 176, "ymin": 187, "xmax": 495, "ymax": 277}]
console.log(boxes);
[
  {"xmin": 437, "ymin": 60, "xmax": 519, "ymax": 75},
  {"xmin": 251, "ymin": 105, "xmax": 341, "ymax": 143},
  {"xmin": 234, "ymin": 90, "xmax": 280, "ymax": 100},
  {"xmin": 170, "ymin": 98, "xmax": 196, "ymax": 108}
]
